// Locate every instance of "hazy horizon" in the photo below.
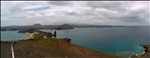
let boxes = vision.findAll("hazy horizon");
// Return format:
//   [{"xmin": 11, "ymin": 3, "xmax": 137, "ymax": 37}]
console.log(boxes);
[{"xmin": 1, "ymin": 1, "xmax": 150, "ymax": 26}]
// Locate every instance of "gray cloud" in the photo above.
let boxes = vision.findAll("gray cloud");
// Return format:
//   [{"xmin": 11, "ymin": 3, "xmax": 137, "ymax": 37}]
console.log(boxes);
[
  {"xmin": 48, "ymin": 1, "xmax": 72, "ymax": 6},
  {"xmin": 86, "ymin": 2, "xmax": 128, "ymax": 11},
  {"xmin": 85, "ymin": 1, "xmax": 149, "ymax": 24},
  {"xmin": 1, "ymin": 1, "xmax": 149, "ymax": 26}
]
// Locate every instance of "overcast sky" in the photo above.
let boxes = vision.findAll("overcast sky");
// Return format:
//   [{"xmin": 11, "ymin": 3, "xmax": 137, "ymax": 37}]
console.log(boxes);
[{"xmin": 1, "ymin": 1, "xmax": 150, "ymax": 26}]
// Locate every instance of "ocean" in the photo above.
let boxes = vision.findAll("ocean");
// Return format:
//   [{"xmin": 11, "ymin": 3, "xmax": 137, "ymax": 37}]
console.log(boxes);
[
  {"xmin": 1, "ymin": 31, "xmax": 28, "ymax": 41},
  {"xmin": 1, "ymin": 26, "xmax": 150, "ymax": 57}
]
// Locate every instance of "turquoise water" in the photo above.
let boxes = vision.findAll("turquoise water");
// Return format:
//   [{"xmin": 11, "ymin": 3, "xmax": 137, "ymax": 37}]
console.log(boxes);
[
  {"xmin": 1, "ymin": 31, "xmax": 28, "ymax": 41},
  {"xmin": 1, "ymin": 27, "xmax": 150, "ymax": 57}
]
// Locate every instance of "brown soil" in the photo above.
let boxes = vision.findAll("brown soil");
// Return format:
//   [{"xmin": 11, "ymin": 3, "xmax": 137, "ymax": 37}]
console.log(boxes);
[
  {"xmin": 13, "ymin": 38, "xmax": 122, "ymax": 58},
  {"xmin": 1, "ymin": 41, "xmax": 12, "ymax": 58}
]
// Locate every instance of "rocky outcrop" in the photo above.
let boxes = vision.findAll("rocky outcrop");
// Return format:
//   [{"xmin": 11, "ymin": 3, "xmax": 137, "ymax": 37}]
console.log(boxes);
[
  {"xmin": 62, "ymin": 38, "xmax": 71, "ymax": 42},
  {"xmin": 132, "ymin": 45, "xmax": 150, "ymax": 58},
  {"xmin": 53, "ymin": 31, "xmax": 57, "ymax": 38},
  {"xmin": 54, "ymin": 24, "xmax": 74, "ymax": 30},
  {"xmin": 142, "ymin": 45, "xmax": 150, "ymax": 53}
]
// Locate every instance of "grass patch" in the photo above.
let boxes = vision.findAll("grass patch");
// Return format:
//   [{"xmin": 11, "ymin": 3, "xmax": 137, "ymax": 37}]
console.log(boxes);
[{"xmin": 32, "ymin": 34, "xmax": 44, "ymax": 40}]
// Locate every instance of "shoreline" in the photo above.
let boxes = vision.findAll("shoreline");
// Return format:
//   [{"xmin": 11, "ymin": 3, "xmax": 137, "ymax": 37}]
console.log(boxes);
[{"xmin": 132, "ymin": 45, "xmax": 150, "ymax": 58}]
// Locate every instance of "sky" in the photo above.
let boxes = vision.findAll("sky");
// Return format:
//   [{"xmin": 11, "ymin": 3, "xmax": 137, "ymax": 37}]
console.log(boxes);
[{"xmin": 1, "ymin": 1, "xmax": 150, "ymax": 26}]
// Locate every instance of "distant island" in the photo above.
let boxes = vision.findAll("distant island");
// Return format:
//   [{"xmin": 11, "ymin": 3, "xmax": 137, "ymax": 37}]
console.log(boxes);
[{"xmin": 1, "ymin": 24, "xmax": 126, "ymax": 31}]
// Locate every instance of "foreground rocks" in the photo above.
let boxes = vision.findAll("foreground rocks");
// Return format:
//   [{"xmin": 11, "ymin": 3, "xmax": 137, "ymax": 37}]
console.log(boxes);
[{"xmin": 13, "ymin": 39, "xmax": 121, "ymax": 58}]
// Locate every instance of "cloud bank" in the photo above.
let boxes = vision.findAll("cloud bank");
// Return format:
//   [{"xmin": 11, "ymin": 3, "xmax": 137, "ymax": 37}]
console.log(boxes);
[{"xmin": 1, "ymin": 1, "xmax": 149, "ymax": 26}]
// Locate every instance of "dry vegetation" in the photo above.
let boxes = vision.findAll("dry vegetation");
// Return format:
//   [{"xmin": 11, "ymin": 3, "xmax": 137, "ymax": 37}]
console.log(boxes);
[{"xmin": 13, "ymin": 38, "xmax": 122, "ymax": 58}]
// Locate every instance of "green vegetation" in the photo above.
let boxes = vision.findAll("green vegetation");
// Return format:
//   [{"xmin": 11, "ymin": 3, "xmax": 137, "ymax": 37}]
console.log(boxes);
[{"xmin": 32, "ymin": 34, "xmax": 44, "ymax": 40}]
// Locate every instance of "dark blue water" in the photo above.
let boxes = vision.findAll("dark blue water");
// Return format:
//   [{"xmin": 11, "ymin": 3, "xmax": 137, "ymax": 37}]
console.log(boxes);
[{"xmin": 1, "ymin": 27, "xmax": 150, "ymax": 57}]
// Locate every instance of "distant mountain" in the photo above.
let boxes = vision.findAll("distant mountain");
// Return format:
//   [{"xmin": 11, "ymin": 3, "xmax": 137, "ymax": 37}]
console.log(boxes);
[
  {"xmin": 32, "ymin": 24, "xmax": 42, "ymax": 27},
  {"xmin": 54, "ymin": 24, "xmax": 74, "ymax": 30},
  {"xmin": 1, "ymin": 23, "xmax": 127, "ymax": 31}
]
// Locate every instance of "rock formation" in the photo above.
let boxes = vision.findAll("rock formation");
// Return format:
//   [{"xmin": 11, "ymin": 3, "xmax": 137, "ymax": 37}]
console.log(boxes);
[
  {"xmin": 62, "ymin": 38, "xmax": 71, "ymax": 42},
  {"xmin": 53, "ymin": 31, "xmax": 57, "ymax": 38}
]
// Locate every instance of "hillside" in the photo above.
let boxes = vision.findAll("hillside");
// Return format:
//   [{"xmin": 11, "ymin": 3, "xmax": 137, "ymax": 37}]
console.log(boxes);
[{"xmin": 13, "ymin": 39, "xmax": 122, "ymax": 58}]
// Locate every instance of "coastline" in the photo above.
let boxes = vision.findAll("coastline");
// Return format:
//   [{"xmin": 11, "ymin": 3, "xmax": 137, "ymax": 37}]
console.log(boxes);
[{"xmin": 132, "ymin": 45, "xmax": 150, "ymax": 58}]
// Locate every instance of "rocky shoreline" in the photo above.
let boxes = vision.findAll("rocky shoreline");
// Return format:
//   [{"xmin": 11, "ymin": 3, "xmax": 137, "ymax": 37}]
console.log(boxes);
[{"xmin": 132, "ymin": 45, "xmax": 150, "ymax": 58}]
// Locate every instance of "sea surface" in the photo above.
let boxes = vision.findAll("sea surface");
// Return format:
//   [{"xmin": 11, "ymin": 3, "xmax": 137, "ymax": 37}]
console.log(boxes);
[
  {"xmin": 1, "ymin": 26, "xmax": 150, "ymax": 57},
  {"xmin": 1, "ymin": 31, "xmax": 28, "ymax": 41}
]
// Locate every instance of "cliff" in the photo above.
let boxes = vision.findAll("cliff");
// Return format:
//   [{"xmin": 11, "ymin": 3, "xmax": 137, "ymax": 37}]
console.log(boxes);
[{"xmin": 13, "ymin": 39, "xmax": 122, "ymax": 58}]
